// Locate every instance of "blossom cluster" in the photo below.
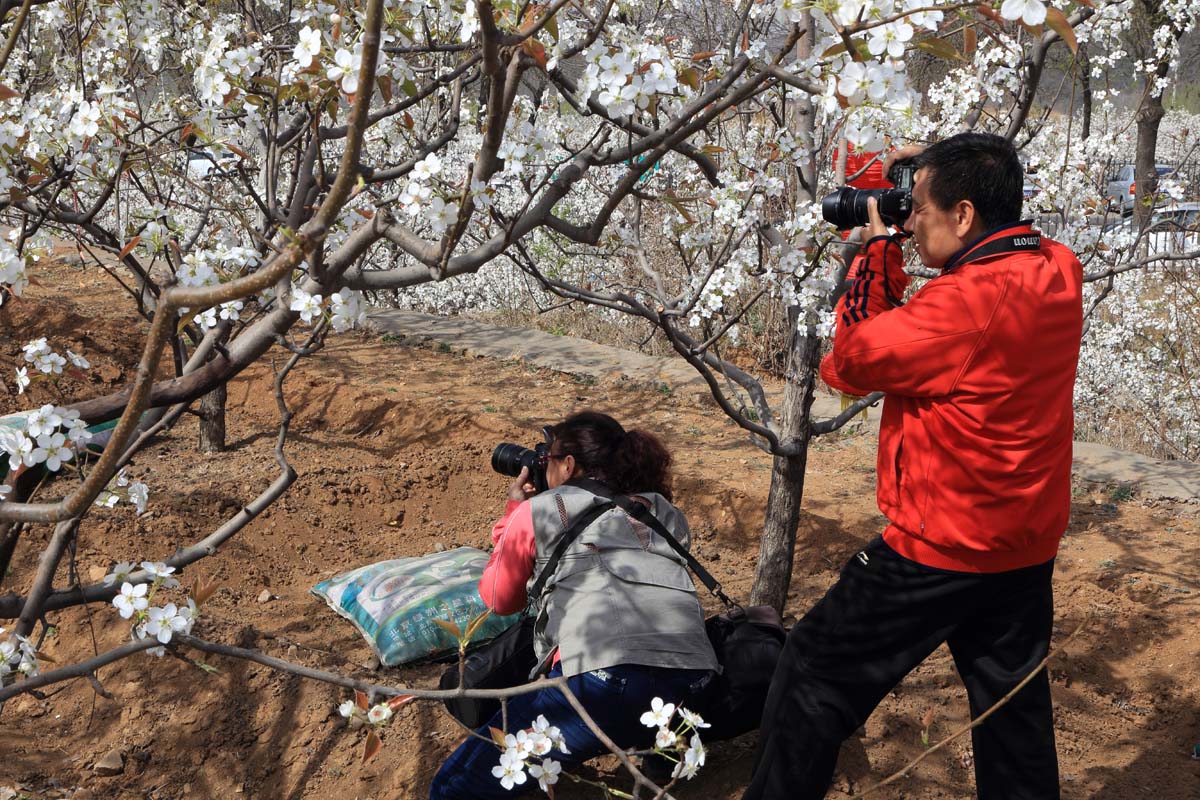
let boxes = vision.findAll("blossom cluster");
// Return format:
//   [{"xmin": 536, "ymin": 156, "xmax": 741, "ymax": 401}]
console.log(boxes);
[
  {"xmin": 579, "ymin": 41, "xmax": 680, "ymax": 119},
  {"xmin": 0, "ymin": 237, "xmax": 30, "ymax": 304},
  {"xmin": 94, "ymin": 468, "xmax": 151, "ymax": 515},
  {"xmin": 16, "ymin": 338, "xmax": 90, "ymax": 394},
  {"xmin": 491, "ymin": 714, "xmax": 570, "ymax": 792},
  {"xmin": 339, "ymin": 697, "xmax": 397, "ymax": 726},
  {"xmin": 398, "ymin": 152, "xmax": 460, "ymax": 234},
  {"xmin": 0, "ymin": 627, "xmax": 39, "ymax": 686},
  {"xmin": 289, "ymin": 286, "xmax": 368, "ymax": 331},
  {"xmin": 639, "ymin": 697, "xmax": 709, "ymax": 780},
  {"xmin": 0, "ymin": 404, "xmax": 93, "ymax": 475},
  {"xmin": 109, "ymin": 562, "xmax": 196, "ymax": 657}
]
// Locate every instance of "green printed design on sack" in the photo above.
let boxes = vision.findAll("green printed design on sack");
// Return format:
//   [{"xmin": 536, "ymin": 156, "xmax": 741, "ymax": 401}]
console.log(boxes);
[{"xmin": 312, "ymin": 547, "xmax": 518, "ymax": 666}]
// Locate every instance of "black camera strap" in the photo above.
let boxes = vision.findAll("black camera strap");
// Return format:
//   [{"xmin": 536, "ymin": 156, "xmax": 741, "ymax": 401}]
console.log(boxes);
[
  {"xmin": 944, "ymin": 225, "xmax": 1041, "ymax": 273},
  {"xmin": 570, "ymin": 477, "xmax": 738, "ymax": 610}
]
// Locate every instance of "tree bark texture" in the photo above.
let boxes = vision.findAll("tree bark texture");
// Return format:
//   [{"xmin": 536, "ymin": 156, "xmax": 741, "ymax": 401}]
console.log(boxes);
[
  {"xmin": 1134, "ymin": 62, "xmax": 1169, "ymax": 230},
  {"xmin": 749, "ymin": 324, "xmax": 821, "ymax": 613},
  {"xmin": 199, "ymin": 383, "xmax": 228, "ymax": 453},
  {"xmin": 748, "ymin": 14, "xmax": 821, "ymax": 614}
]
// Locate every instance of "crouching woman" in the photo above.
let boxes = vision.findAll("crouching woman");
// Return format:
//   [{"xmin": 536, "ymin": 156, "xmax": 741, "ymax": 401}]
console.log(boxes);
[{"xmin": 430, "ymin": 410, "xmax": 717, "ymax": 798}]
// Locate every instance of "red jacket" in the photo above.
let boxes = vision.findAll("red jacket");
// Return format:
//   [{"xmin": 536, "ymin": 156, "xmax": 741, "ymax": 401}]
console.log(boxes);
[{"xmin": 821, "ymin": 223, "xmax": 1083, "ymax": 572}]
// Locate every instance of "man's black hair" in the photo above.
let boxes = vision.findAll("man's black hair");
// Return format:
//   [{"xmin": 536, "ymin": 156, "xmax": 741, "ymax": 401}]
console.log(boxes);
[{"xmin": 911, "ymin": 132, "xmax": 1023, "ymax": 230}]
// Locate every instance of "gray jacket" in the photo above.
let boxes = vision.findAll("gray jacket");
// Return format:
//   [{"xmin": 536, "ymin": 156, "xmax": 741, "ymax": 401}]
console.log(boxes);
[{"xmin": 527, "ymin": 483, "xmax": 718, "ymax": 678}]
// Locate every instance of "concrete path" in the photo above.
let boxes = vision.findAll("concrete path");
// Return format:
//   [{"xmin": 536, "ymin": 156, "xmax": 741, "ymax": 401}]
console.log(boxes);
[{"xmin": 370, "ymin": 309, "xmax": 1200, "ymax": 503}]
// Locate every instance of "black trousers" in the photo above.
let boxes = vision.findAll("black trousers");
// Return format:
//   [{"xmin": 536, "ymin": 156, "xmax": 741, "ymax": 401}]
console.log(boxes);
[{"xmin": 744, "ymin": 537, "xmax": 1060, "ymax": 800}]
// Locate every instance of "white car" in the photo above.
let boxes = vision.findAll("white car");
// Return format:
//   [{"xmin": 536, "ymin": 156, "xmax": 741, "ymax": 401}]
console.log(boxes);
[
  {"xmin": 1104, "ymin": 164, "xmax": 1175, "ymax": 215},
  {"xmin": 1101, "ymin": 202, "xmax": 1200, "ymax": 255},
  {"xmin": 185, "ymin": 147, "xmax": 238, "ymax": 180}
]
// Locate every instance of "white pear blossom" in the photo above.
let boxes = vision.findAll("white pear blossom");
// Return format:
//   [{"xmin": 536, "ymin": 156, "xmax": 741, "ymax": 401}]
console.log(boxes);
[
  {"xmin": 1000, "ymin": 0, "xmax": 1047, "ymax": 26},
  {"xmin": 102, "ymin": 563, "xmax": 136, "ymax": 586},
  {"xmin": 65, "ymin": 349, "xmax": 89, "ymax": 369},
  {"xmin": 367, "ymin": 703, "xmax": 393, "ymax": 724},
  {"xmin": 113, "ymin": 582, "xmax": 149, "ymax": 618},
  {"xmin": 14, "ymin": 367, "xmax": 28, "ymax": 394},
  {"xmin": 531, "ymin": 714, "xmax": 569, "ymax": 754},
  {"xmin": 672, "ymin": 733, "xmax": 706, "ymax": 780},
  {"xmin": 491, "ymin": 750, "xmax": 527, "ymax": 791},
  {"xmin": 426, "ymin": 196, "xmax": 459, "ymax": 235},
  {"xmin": 326, "ymin": 48, "xmax": 360, "ymax": 94},
  {"xmin": 504, "ymin": 730, "xmax": 537, "ymax": 760},
  {"xmin": 655, "ymin": 726, "xmax": 679, "ymax": 749},
  {"xmin": 142, "ymin": 602, "xmax": 189, "ymax": 644},
  {"xmin": 330, "ymin": 289, "xmax": 365, "ymax": 332},
  {"xmin": 25, "ymin": 405, "xmax": 63, "ymax": 438},
  {"xmin": 411, "ymin": 152, "xmax": 442, "ymax": 182},
  {"xmin": 32, "ymin": 431, "xmax": 73, "ymax": 471},
  {"xmin": 141, "ymin": 561, "xmax": 176, "ymax": 582},
  {"xmin": 640, "ymin": 696, "xmax": 676, "ymax": 728},
  {"xmin": 528, "ymin": 758, "xmax": 561, "ymax": 791},
  {"xmin": 128, "ymin": 481, "xmax": 149, "ymax": 514},
  {"xmin": 289, "ymin": 287, "xmax": 323, "ymax": 323},
  {"xmin": 293, "ymin": 25, "xmax": 322, "ymax": 67}
]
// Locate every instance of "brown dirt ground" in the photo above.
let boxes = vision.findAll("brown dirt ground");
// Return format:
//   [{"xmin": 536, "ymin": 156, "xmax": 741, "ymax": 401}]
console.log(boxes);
[{"xmin": 1, "ymin": 259, "xmax": 1199, "ymax": 800}]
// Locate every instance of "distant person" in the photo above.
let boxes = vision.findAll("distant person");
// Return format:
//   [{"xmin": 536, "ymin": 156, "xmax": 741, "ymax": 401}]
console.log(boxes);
[
  {"xmin": 431, "ymin": 410, "xmax": 716, "ymax": 799},
  {"xmin": 744, "ymin": 132, "xmax": 1084, "ymax": 799}
]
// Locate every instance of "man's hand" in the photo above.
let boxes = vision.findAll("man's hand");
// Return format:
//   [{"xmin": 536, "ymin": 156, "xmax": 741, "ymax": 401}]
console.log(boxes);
[
  {"xmin": 865, "ymin": 196, "xmax": 889, "ymax": 240},
  {"xmin": 507, "ymin": 466, "xmax": 536, "ymax": 502},
  {"xmin": 883, "ymin": 144, "xmax": 925, "ymax": 177}
]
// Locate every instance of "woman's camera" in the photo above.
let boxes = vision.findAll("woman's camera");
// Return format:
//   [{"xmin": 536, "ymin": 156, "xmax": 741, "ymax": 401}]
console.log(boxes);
[{"xmin": 491, "ymin": 441, "xmax": 550, "ymax": 492}]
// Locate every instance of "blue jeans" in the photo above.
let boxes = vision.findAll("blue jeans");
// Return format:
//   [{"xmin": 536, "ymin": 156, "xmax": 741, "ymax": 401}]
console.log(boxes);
[{"xmin": 430, "ymin": 663, "xmax": 713, "ymax": 799}]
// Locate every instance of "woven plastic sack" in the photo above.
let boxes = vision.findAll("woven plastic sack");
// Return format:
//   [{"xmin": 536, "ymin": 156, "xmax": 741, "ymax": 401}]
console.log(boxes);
[{"xmin": 311, "ymin": 546, "xmax": 518, "ymax": 667}]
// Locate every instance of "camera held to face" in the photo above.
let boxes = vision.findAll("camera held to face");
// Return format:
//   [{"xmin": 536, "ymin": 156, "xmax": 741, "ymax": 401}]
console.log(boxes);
[
  {"xmin": 822, "ymin": 162, "xmax": 917, "ymax": 231},
  {"xmin": 491, "ymin": 441, "xmax": 550, "ymax": 493}
]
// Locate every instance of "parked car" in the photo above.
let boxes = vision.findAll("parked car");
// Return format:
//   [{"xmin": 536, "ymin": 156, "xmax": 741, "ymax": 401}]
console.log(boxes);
[
  {"xmin": 185, "ymin": 146, "xmax": 238, "ymax": 180},
  {"xmin": 1100, "ymin": 202, "xmax": 1200, "ymax": 254},
  {"xmin": 1146, "ymin": 202, "xmax": 1200, "ymax": 253},
  {"xmin": 1105, "ymin": 164, "xmax": 1175, "ymax": 214}
]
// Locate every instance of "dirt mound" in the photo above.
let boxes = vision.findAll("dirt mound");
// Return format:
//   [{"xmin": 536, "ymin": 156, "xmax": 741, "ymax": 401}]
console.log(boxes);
[{"xmin": 1, "ymin": 272, "xmax": 1198, "ymax": 799}]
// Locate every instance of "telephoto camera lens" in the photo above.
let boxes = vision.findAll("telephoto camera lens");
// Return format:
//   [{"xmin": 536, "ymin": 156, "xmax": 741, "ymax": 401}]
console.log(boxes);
[
  {"xmin": 821, "ymin": 162, "xmax": 916, "ymax": 231},
  {"xmin": 491, "ymin": 443, "xmax": 536, "ymax": 477},
  {"xmin": 491, "ymin": 442, "xmax": 549, "ymax": 492}
]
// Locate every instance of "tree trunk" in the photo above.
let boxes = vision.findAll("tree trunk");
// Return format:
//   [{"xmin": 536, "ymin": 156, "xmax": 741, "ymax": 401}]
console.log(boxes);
[
  {"xmin": 198, "ymin": 382, "xmax": 227, "ymax": 453},
  {"xmin": 1079, "ymin": 45, "xmax": 1092, "ymax": 141},
  {"xmin": 749, "ymin": 326, "xmax": 821, "ymax": 612},
  {"xmin": 1133, "ymin": 59, "xmax": 1169, "ymax": 230},
  {"xmin": 749, "ymin": 15, "xmax": 821, "ymax": 614}
]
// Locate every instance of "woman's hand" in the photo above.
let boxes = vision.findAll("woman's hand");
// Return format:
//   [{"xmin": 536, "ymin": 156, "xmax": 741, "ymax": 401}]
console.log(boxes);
[{"xmin": 508, "ymin": 466, "xmax": 537, "ymax": 503}]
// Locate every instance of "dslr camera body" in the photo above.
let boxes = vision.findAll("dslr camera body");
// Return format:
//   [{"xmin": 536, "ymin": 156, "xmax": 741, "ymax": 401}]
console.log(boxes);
[{"xmin": 822, "ymin": 161, "xmax": 917, "ymax": 231}]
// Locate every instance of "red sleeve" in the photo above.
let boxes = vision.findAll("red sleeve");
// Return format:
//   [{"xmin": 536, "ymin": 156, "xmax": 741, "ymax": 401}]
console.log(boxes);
[
  {"xmin": 821, "ymin": 235, "xmax": 985, "ymax": 398},
  {"xmin": 478, "ymin": 500, "xmax": 536, "ymax": 615}
]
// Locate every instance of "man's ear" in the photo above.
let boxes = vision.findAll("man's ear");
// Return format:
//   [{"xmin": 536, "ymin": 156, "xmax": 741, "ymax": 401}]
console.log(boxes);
[{"xmin": 954, "ymin": 199, "xmax": 982, "ymax": 238}]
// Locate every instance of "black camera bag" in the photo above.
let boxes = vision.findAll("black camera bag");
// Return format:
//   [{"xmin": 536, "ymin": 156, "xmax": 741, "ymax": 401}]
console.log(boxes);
[{"xmin": 596, "ymin": 487, "xmax": 786, "ymax": 742}]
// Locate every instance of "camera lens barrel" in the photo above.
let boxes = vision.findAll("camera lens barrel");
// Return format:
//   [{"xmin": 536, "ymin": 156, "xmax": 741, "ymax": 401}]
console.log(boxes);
[
  {"xmin": 821, "ymin": 187, "xmax": 912, "ymax": 230},
  {"xmin": 491, "ymin": 443, "xmax": 535, "ymax": 477}
]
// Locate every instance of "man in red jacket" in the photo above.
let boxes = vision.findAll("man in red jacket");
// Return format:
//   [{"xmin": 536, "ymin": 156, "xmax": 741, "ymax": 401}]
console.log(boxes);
[{"xmin": 744, "ymin": 132, "xmax": 1082, "ymax": 800}]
